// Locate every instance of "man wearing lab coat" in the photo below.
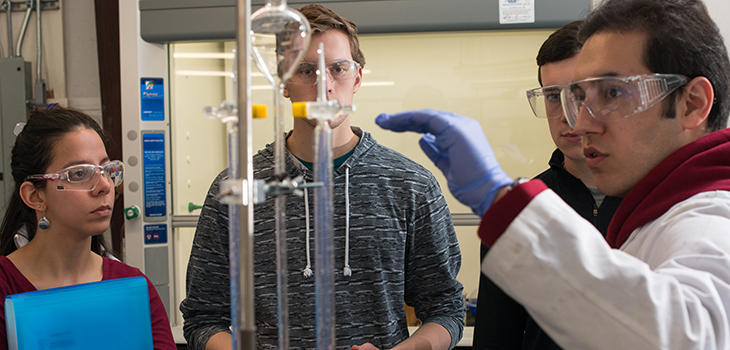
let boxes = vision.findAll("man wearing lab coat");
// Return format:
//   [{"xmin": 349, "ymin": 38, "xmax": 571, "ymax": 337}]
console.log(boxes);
[{"xmin": 377, "ymin": 0, "xmax": 730, "ymax": 348}]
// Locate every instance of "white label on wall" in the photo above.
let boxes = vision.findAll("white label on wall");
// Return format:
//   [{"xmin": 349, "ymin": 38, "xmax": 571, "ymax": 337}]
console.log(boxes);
[{"xmin": 499, "ymin": 0, "xmax": 535, "ymax": 24}]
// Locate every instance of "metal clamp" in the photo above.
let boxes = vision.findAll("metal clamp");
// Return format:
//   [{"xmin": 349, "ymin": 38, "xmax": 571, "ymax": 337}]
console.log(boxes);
[
  {"xmin": 217, "ymin": 179, "xmax": 250, "ymax": 205},
  {"xmin": 263, "ymin": 175, "xmax": 323, "ymax": 197},
  {"xmin": 216, "ymin": 176, "xmax": 323, "ymax": 206}
]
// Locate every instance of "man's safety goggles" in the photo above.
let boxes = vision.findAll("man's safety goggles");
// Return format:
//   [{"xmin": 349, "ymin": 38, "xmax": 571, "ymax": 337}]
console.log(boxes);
[
  {"xmin": 289, "ymin": 59, "xmax": 360, "ymax": 86},
  {"xmin": 560, "ymin": 73, "xmax": 689, "ymax": 127},
  {"xmin": 526, "ymin": 85, "xmax": 565, "ymax": 119},
  {"xmin": 24, "ymin": 160, "xmax": 124, "ymax": 191}
]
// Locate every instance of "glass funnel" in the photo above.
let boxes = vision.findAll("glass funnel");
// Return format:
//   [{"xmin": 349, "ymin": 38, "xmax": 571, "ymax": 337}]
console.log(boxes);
[{"xmin": 250, "ymin": 2, "xmax": 311, "ymax": 350}]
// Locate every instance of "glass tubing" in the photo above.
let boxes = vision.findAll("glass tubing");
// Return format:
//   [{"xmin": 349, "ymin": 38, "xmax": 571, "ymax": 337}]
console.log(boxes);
[
  {"xmin": 233, "ymin": 2, "xmax": 352, "ymax": 348},
  {"xmin": 251, "ymin": 1, "xmax": 311, "ymax": 349}
]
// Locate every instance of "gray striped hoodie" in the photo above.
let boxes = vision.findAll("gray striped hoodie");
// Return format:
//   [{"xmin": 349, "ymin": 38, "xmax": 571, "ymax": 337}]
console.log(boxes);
[{"xmin": 181, "ymin": 127, "xmax": 464, "ymax": 350}]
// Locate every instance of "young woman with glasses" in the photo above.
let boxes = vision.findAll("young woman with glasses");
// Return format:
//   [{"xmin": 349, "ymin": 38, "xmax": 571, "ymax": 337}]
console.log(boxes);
[{"xmin": 0, "ymin": 107, "xmax": 175, "ymax": 350}]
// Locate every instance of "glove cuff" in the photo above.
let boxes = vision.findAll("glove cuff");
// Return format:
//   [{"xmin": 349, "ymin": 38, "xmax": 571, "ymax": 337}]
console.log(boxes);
[{"xmin": 473, "ymin": 172, "xmax": 513, "ymax": 216}]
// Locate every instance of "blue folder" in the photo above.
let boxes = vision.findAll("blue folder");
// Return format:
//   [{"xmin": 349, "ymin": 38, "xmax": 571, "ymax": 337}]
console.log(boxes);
[{"xmin": 4, "ymin": 276, "xmax": 153, "ymax": 350}]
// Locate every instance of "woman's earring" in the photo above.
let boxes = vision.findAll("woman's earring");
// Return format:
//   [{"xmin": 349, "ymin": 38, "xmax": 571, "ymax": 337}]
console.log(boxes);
[{"xmin": 38, "ymin": 210, "xmax": 50, "ymax": 230}]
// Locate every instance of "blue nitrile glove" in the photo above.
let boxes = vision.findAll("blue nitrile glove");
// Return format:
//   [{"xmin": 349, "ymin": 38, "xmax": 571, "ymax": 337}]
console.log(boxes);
[{"xmin": 376, "ymin": 109, "xmax": 513, "ymax": 216}]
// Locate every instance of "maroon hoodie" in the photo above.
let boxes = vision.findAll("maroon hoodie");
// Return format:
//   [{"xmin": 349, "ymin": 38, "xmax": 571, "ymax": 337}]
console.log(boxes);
[{"xmin": 479, "ymin": 128, "xmax": 730, "ymax": 249}]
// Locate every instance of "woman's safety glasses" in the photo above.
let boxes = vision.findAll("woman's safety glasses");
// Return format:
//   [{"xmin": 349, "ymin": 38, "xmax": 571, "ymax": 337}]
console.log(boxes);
[
  {"xmin": 289, "ymin": 59, "xmax": 360, "ymax": 86},
  {"xmin": 560, "ymin": 73, "xmax": 688, "ymax": 128},
  {"xmin": 24, "ymin": 161, "xmax": 124, "ymax": 191},
  {"xmin": 526, "ymin": 85, "xmax": 565, "ymax": 119}
]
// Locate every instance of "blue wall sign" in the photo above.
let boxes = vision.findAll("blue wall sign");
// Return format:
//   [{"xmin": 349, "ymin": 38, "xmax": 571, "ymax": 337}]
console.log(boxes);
[
  {"xmin": 142, "ymin": 132, "xmax": 166, "ymax": 219},
  {"xmin": 140, "ymin": 78, "xmax": 164, "ymax": 121},
  {"xmin": 144, "ymin": 224, "xmax": 168, "ymax": 244}
]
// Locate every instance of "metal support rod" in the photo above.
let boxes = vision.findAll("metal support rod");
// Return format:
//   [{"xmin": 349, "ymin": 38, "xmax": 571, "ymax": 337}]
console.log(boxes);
[
  {"xmin": 35, "ymin": 0, "xmax": 40, "ymax": 78},
  {"xmin": 227, "ymin": 121, "xmax": 242, "ymax": 350},
  {"xmin": 235, "ymin": 0, "xmax": 256, "ymax": 349},
  {"xmin": 5, "ymin": 0, "xmax": 13, "ymax": 57},
  {"xmin": 15, "ymin": 5, "xmax": 32, "ymax": 57},
  {"xmin": 33, "ymin": 0, "xmax": 45, "ymax": 106}
]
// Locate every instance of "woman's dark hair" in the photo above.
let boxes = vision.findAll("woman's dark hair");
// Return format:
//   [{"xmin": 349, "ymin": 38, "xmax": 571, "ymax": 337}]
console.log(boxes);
[
  {"xmin": 579, "ymin": 0, "xmax": 730, "ymax": 131},
  {"xmin": 0, "ymin": 106, "xmax": 114, "ymax": 256}
]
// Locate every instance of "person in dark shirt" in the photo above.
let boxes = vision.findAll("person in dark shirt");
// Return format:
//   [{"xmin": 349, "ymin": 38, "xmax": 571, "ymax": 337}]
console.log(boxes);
[
  {"xmin": 378, "ymin": 0, "xmax": 730, "ymax": 347},
  {"xmin": 471, "ymin": 21, "xmax": 622, "ymax": 350}
]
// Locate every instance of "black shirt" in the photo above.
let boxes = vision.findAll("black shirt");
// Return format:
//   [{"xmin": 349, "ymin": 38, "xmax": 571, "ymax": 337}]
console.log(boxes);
[{"xmin": 472, "ymin": 149, "xmax": 622, "ymax": 350}]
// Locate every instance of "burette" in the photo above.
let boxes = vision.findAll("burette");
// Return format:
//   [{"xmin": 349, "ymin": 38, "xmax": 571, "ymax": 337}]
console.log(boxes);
[
  {"xmin": 251, "ymin": 1, "xmax": 311, "ymax": 350},
  {"xmin": 292, "ymin": 42, "xmax": 356, "ymax": 350},
  {"xmin": 211, "ymin": 1, "xmax": 352, "ymax": 349}
]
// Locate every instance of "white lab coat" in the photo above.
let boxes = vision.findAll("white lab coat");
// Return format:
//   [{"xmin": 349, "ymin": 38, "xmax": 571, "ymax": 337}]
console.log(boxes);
[{"xmin": 482, "ymin": 188, "xmax": 730, "ymax": 350}]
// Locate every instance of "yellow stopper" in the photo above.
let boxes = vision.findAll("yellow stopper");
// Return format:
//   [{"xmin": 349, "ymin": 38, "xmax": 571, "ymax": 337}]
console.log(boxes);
[
  {"xmin": 292, "ymin": 102, "xmax": 308, "ymax": 118},
  {"xmin": 252, "ymin": 105, "xmax": 267, "ymax": 119}
]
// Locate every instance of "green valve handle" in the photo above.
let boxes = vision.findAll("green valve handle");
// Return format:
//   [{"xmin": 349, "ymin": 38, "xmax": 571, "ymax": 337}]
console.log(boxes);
[
  {"xmin": 188, "ymin": 202, "xmax": 204, "ymax": 213},
  {"xmin": 124, "ymin": 205, "xmax": 139, "ymax": 220}
]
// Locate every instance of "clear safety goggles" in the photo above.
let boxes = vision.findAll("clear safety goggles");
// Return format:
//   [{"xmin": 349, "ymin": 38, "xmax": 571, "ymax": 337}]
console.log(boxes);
[
  {"xmin": 24, "ymin": 160, "xmax": 124, "ymax": 191},
  {"xmin": 526, "ymin": 85, "xmax": 565, "ymax": 119},
  {"xmin": 560, "ymin": 73, "xmax": 688, "ymax": 127},
  {"xmin": 288, "ymin": 59, "xmax": 361, "ymax": 86}
]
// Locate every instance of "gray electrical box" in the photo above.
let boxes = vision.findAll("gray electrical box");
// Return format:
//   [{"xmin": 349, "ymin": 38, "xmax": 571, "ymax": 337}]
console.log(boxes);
[{"xmin": 0, "ymin": 58, "xmax": 33, "ymax": 224}]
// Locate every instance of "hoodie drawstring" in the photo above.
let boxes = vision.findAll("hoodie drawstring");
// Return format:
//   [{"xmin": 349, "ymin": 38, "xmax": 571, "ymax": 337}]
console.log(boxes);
[
  {"xmin": 302, "ymin": 180, "xmax": 313, "ymax": 277},
  {"xmin": 343, "ymin": 166, "xmax": 352, "ymax": 276},
  {"xmin": 301, "ymin": 165, "xmax": 352, "ymax": 278}
]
